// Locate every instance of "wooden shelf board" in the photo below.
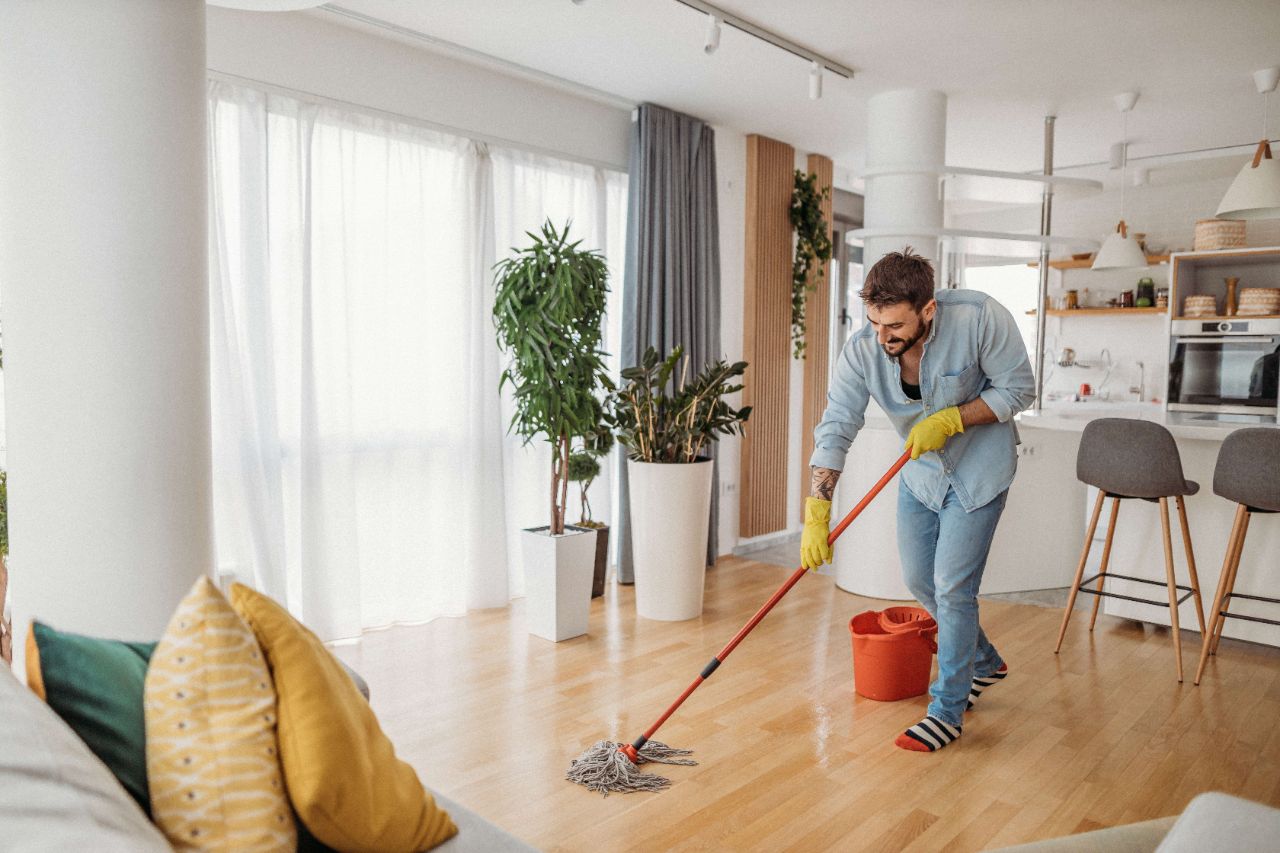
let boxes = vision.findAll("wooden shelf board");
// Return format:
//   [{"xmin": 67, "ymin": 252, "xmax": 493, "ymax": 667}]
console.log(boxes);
[
  {"xmin": 1028, "ymin": 254, "xmax": 1170, "ymax": 270},
  {"xmin": 1026, "ymin": 307, "xmax": 1168, "ymax": 317},
  {"xmin": 1173, "ymin": 314, "xmax": 1280, "ymax": 321}
]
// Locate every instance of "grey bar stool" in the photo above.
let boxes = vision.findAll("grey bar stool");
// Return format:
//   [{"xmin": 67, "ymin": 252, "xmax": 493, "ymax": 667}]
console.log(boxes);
[
  {"xmin": 1194, "ymin": 428, "xmax": 1280, "ymax": 685},
  {"xmin": 1055, "ymin": 418, "xmax": 1206, "ymax": 681}
]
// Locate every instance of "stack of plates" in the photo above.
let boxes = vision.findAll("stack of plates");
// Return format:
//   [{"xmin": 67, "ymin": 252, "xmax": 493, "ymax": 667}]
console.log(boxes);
[
  {"xmin": 1237, "ymin": 288, "xmax": 1280, "ymax": 316},
  {"xmin": 1184, "ymin": 295, "xmax": 1218, "ymax": 317}
]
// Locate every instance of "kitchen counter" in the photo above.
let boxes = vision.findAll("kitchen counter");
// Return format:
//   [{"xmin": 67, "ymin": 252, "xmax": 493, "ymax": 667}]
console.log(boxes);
[{"xmin": 1018, "ymin": 401, "xmax": 1280, "ymax": 440}]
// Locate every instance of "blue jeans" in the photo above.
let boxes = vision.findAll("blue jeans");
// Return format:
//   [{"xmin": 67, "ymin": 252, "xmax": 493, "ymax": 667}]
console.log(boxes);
[{"xmin": 897, "ymin": 483, "xmax": 1008, "ymax": 727}]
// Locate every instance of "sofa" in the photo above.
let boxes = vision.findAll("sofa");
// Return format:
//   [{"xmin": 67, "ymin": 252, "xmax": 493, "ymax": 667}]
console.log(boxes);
[
  {"xmin": 992, "ymin": 791, "xmax": 1280, "ymax": 852},
  {"xmin": 1, "ymin": 645, "xmax": 536, "ymax": 852}
]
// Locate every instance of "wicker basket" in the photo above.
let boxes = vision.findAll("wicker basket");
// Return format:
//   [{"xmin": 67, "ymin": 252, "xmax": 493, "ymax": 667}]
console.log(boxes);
[{"xmin": 1194, "ymin": 219, "xmax": 1246, "ymax": 251}]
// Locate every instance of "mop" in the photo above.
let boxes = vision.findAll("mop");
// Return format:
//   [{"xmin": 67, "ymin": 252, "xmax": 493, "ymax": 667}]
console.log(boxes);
[{"xmin": 567, "ymin": 451, "xmax": 911, "ymax": 795}]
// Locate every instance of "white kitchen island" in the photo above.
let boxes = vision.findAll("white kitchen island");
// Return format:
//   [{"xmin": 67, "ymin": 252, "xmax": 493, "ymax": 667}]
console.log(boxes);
[
  {"xmin": 830, "ymin": 402, "xmax": 1280, "ymax": 649},
  {"xmin": 1018, "ymin": 404, "xmax": 1280, "ymax": 649}
]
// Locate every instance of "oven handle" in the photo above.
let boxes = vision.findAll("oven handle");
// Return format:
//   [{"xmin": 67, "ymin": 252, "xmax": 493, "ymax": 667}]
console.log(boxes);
[{"xmin": 1173, "ymin": 335, "xmax": 1280, "ymax": 344}]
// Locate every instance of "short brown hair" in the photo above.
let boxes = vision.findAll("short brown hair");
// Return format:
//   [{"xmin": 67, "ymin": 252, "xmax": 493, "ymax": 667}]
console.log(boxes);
[{"xmin": 859, "ymin": 247, "xmax": 935, "ymax": 311}]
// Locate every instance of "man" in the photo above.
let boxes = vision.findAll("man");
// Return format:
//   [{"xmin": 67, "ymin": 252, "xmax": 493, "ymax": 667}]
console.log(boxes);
[{"xmin": 803, "ymin": 248, "xmax": 1034, "ymax": 752}]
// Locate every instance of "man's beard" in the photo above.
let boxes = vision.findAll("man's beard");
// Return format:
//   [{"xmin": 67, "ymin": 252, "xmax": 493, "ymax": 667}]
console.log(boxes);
[{"xmin": 882, "ymin": 321, "xmax": 930, "ymax": 358}]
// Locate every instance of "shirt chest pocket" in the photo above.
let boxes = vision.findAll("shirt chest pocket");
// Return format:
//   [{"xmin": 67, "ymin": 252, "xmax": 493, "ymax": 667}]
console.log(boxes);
[{"xmin": 935, "ymin": 363, "xmax": 983, "ymax": 407}]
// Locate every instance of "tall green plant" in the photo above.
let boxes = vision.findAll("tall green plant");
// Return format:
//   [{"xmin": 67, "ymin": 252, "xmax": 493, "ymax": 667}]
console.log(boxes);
[
  {"xmin": 790, "ymin": 169, "xmax": 833, "ymax": 359},
  {"xmin": 494, "ymin": 220, "xmax": 611, "ymax": 535},
  {"xmin": 611, "ymin": 346, "xmax": 751, "ymax": 464}
]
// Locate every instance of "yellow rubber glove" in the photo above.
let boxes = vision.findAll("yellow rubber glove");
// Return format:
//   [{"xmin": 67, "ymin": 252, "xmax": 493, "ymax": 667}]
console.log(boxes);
[
  {"xmin": 905, "ymin": 406, "xmax": 965, "ymax": 460},
  {"xmin": 801, "ymin": 497, "xmax": 833, "ymax": 571}
]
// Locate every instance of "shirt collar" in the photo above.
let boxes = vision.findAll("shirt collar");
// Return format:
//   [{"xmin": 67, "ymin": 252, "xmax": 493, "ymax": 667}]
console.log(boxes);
[{"xmin": 924, "ymin": 298, "xmax": 940, "ymax": 345}]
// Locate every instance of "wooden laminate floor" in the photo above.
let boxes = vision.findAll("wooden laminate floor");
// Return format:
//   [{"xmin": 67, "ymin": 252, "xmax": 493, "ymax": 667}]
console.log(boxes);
[{"xmin": 329, "ymin": 556, "xmax": 1280, "ymax": 852}]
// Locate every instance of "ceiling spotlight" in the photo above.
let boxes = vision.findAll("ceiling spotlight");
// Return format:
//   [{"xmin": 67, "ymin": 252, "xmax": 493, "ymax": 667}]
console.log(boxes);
[
  {"xmin": 809, "ymin": 61, "xmax": 823, "ymax": 100},
  {"xmin": 704, "ymin": 14, "xmax": 721, "ymax": 54},
  {"xmin": 571, "ymin": 0, "xmax": 586, "ymax": 5}
]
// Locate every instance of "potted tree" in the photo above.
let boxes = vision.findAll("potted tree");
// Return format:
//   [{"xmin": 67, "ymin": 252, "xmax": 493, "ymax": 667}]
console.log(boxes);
[
  {"xmin": 566, "ymin": 425, "xmax": 613, "ymax": 599},
  {"xmin": 494, "ymin": 220, "xmax": 611, "ymax": 642},
  {"xmin": 612, "ymin": 346, "xmax": 750, "ymax": 621}
]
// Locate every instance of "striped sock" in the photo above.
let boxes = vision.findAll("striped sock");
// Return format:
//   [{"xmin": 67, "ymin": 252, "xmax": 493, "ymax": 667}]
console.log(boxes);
[
  {"xmin": 966, "ymin": 663, "xmax": 1009, "ymax": 710},
  {"xmin": 895, "ymin": 716, "xmax": 961, "ymax": 752}
]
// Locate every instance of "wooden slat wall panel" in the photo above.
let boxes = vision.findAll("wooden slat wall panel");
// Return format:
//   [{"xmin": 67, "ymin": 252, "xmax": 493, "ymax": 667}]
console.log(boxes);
[
  {"xmin": 799, "ymin": 154, "xmax": 834, "ymax": 520},
  {"xmin": 740, "ymin": 135, "xmax": 795, "ymax": 539}
]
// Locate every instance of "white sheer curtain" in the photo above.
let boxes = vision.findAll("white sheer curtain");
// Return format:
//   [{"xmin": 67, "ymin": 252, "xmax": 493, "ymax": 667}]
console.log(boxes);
[{"xmin": 208, "ymin": 81, "xmax": 626, "ymax": 640}]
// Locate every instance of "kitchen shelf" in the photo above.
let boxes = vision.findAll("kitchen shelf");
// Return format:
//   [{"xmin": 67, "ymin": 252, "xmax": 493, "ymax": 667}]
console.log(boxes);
[
  {"xmin": 860, "ymin": 164, "xmax": 1104, "ymax": 203},
  {"xmin": 1028, "ymin": 254, "xmax": 1170, "ymax": 270},
  {"xmin": 848, "ymin": 226, "xmax": 1098, "ymax": 260},
  {"xmin": 1026, "ymin": 307, "xmax": 1168, "ymax": 317},
  {"xmin": 1172, "ymin": 314, "xmax": 1280, "ymax": 321}
]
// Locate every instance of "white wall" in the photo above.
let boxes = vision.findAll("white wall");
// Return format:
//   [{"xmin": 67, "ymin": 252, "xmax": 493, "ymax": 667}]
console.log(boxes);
[
  {"xmin": 205, "ymin": 7, "xmax": 631, "ymax": 170},
  {"xmin": 715, "ymin": 125, "xmax": 746, "ymax": 556}
]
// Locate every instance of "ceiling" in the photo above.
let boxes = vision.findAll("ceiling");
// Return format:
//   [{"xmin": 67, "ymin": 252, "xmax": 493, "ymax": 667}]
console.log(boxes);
[{"xmin": 317, "ymin": 0, "xmax": 1279, "ymax": 189}]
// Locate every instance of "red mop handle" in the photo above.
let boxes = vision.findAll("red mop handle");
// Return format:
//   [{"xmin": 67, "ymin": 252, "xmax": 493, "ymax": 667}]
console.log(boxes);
[{"xmin": 625, "ymin": 451, "xmax": 911, "ymax": 756}]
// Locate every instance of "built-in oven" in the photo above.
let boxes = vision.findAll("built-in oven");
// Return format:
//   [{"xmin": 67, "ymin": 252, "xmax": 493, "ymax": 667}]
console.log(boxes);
[{"xmin": 1168, "ymin": 318, "xmax": 1280, "ymax": 416}]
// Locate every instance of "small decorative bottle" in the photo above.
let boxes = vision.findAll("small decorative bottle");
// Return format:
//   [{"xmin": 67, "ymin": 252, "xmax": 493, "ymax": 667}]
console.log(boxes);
[{"xmin": 1225, "ymin": 277, "xmax": 1239, "ymax": 316}]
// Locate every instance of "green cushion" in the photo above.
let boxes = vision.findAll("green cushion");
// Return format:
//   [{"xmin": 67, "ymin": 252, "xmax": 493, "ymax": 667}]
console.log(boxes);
[{"xmin": 29, "ymin": 621, "xmax": 156, "ymax": 816}]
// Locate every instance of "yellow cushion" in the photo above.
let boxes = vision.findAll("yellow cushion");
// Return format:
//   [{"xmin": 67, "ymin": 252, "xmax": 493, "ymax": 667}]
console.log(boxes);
[
  {"xmin": 227, "ymin": 583, "xmax": 456, "ymax": 853},
  {"xmin": 145, "ymin": 577, "xmax": 295, "ymax": 852}
]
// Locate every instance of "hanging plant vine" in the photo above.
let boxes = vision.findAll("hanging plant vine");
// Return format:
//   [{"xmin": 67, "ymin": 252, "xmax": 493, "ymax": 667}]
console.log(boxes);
[{"xmin": 789, "ymin": 170, "xmax": 833, "ymax": 359}]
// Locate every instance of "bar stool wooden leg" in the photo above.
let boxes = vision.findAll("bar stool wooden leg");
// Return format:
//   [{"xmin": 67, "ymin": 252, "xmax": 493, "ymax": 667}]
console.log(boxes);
[
  {"xmin": 1196, "ymin": 504, "xmax": 1248, "ymax": 684},
  {"xmin": 1208, "ymin": 506, "xmax": 1247, "ymax": 657},
  {"xmin": 1159, "ymin": 498, "xmax": 1184, "ymax": 682},
  {"xmin": 1175, "ymin": 496, "xmax": 1206, "ymax": 635},
  {"xmin": 1057, "ymin": 489, "xmax": 1106, "ymax": 654},
  {"xmin": 1089, "ymin": 497, "xmax": 1121, "ymax": 631},
  {"xmin": 1211, "ymin": 510, "xmax": 1251, "ymax": 656}
]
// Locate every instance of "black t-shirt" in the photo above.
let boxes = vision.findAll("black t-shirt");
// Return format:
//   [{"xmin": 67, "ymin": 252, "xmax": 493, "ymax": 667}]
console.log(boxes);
[{"xmin": 901, "ymin": 378, "xmax": 921, "ymax": 401}]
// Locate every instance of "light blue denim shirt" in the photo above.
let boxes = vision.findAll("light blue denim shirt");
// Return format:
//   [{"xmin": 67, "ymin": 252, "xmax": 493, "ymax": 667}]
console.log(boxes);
[{"xmin": 809, "ymin": 289, "xmax": 1036, "ymax": 513}]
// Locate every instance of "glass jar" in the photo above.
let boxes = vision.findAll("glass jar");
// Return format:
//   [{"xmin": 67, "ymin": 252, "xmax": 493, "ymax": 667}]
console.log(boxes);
[{"xmin": 1135, "ymin": 277, "xmax": 1155, "ymax": 307}]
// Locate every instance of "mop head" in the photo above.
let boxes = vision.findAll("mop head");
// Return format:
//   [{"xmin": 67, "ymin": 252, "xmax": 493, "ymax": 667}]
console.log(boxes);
[{"xmin": 566, "ymin": 740, "xmax": 697, "ymax": 796}]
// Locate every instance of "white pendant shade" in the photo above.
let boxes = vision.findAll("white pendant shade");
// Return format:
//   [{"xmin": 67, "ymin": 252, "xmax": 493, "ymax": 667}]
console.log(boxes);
[
  {"xmin": 1216, "ymin": 141, "xmax": 1280, "ymax": 220},
  {"xmin": 1092, "ymin": 222, "xmax": 1148, "ymax": 269}
]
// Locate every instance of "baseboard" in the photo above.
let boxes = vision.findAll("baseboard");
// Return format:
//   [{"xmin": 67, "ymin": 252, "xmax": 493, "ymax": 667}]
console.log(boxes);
[{"xmin": 731, "ymin": 528, "xmax": 801, "ymax": 556}]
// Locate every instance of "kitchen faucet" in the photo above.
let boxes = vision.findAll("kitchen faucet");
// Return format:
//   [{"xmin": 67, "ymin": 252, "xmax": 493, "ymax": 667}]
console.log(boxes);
[{"xmin": 1130, "ymin": 360, "xmax": 1145, "ymax": 402}]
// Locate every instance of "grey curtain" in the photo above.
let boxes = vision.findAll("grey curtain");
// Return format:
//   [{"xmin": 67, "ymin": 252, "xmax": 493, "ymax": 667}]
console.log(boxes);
[{"xmin": 616, "ymin": 102, "xmax": 721, "ymax": 583}]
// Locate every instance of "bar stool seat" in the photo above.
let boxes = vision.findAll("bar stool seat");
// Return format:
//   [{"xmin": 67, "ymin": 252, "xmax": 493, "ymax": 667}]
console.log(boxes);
[
  {"xmin": 1055, "ymin": 418, "xmax": 1207, "ymax": 682},
  {"xmin": 1195, "ymin": 428, "xmax": 1280, "ymax": 684}
]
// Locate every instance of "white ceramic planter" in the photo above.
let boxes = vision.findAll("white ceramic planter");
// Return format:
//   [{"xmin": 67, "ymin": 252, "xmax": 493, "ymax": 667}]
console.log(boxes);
[
  {"xmin": 628, "ymin": 458, "xmax": 713, "ymax": 621},
  {"xmin": 522, "ymin": 525, "xmax": 596, "ymax": 642}
]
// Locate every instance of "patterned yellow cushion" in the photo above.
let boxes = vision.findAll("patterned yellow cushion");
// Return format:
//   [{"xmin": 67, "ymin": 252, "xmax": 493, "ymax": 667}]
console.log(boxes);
[
  {"xmin": 145, "ymin": 577, "xmax": 295, "ymax": 852},
  {"xmin": 227, "ymin": 583, "xmax": 457, "ymax": 853}
]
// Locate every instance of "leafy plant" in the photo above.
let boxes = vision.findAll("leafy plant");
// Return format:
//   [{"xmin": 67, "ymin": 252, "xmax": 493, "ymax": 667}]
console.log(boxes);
[
  {"xmin": 611, "ymin": 346, "xmax": 751, "ymax": 464},
  {"xmin": 790, "ymin": 169, "xmax": 833, "ymax": 359},
  {"xmin": 494, "ymin": 220, "xmax": 611, "ymax": 535},
  {"xmin": 566, "ymin": 426, "xmax": 614, "ymax": 527}
]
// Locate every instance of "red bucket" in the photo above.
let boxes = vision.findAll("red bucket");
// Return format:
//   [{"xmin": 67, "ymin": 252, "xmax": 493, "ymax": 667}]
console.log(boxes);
[{"xmin": 849, "ymin": 608, "xmax": 937, "ymax": 701}]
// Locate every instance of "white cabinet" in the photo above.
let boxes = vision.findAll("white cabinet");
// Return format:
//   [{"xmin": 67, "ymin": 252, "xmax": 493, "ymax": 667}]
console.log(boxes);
[{"xmin": 982, "ymin": 426, "xmax": 1086, "ymax": 594}]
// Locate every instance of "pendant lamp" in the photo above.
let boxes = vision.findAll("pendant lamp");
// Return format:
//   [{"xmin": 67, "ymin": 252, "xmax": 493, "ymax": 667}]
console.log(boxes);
[
  {"xmin": 1094, "ymin": 92, "xmax": 1148, "ymax": 270},
  {"xmin": 1216, "ymin": 68, "xmax": 1280, "ymax": 220}
]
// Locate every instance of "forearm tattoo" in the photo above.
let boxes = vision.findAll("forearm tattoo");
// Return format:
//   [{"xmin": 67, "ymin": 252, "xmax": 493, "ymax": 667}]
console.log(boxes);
[{"xmin": 811, "ymin": 467, "xmax": 841, "ymax": 501}]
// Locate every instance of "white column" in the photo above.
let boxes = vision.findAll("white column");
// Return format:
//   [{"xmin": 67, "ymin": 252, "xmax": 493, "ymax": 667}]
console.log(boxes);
[
  {"xmin": 0, "ymin": 0, "xmax": 210, "ymax": 665},
  {"xmin": 834, "ymin": 89, "xmax": 947, "ymax": 601},
  {"xmin": 862, "ymin": 89, "xmax": 947, "ymax": 271}
]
